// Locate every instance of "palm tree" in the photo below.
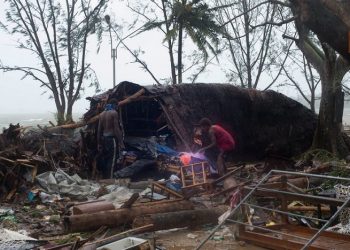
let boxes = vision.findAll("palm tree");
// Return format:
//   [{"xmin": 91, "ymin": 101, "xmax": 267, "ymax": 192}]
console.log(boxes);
[{"xmin": 142, "ymin": 0, "xmax": 228, "ymax": 84}]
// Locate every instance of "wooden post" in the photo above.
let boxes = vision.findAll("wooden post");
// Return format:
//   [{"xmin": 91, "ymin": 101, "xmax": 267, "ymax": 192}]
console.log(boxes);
[
  {"xmin": 281, "ymin": 175, "xmax": 289, "ymax": 224},
  {"xmin": 152, "ymin": 182, "xmax": 183, "ymax": 199},
  {"xmin": 191, "ymin": 165, "xmax": 196, "ymax": 184},
  {"xmin": 64, "ymin": 200, "xmax": 193, "ymax": 232},
  {"xmin": 202, "ymin": 162, "xmax": 207, "ymax": 183},
  {"xmin": 181, "ymin": 166, "xmax": 186, "ymax": 187},
  {"xmin": 73, "ymin": 200, "xmax": 115, "ymax": 215},
  {"xmin": 151, "ymin": 183, "xmax": 154, "ymax": 202},
  {"xmin": 133, "ymin": 207, "xmax": 228, "ymax": 231}
]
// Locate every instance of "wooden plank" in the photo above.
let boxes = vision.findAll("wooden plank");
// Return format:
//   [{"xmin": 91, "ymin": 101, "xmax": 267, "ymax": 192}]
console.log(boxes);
[
  {"xmin": 120, "ymin": 193, "xmax": 140, "ymax": 208},
  {"xmin": 239, "ymin": 230, "xmax": 310, "ymax": 250},
  {"xmin": 133, "ymin": 207, "xmax": 227, "ymax": 231},
  {"xmin": 191, "ymin": 165, "xmax": 196, "ymax": 184},
  {"xmin": 83, "ymin": 224, "xmax": 154, "ymax": 249},
  {"xmin": 180, "ymin": 166, "xmax": 186, "ymax": 187},
  {"xmin": 239, "ymin": 224, "xmax": 350, "ymax": 250},
  {"xmin": 152, "ymin": 182, "xmax": 183, "ymax": 199},
  {"xmin": 244, "ymin": 186, "xmax": 347, "ymax": 207},
  {"xmin": 0, "ymin": 156, "xmax": 15, "ymax": 164},
  {"xmin": 158, "ymin": 101, "xmax": 191, "ymax": 151}
]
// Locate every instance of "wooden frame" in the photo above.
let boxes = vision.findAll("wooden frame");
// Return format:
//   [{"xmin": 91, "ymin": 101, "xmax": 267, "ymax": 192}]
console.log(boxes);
[{"xmin": 180, "ymin": 162, "xmax": 209, "ymax": 190}]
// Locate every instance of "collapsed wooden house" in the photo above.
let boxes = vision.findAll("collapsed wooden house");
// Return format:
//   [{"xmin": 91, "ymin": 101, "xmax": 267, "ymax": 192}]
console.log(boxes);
[{"xmin": 83, "ymin": 81, "xmax": 317, "ymax": 158}]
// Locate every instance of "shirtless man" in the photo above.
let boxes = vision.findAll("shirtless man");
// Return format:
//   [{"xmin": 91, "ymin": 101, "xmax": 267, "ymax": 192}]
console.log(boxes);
[
  {"xmin": 198, "ymin": 118, "xmax": 235, "ymax": 176},
  {"xmin": 97, "ymin": 99, "xmax": 125, "ymax": 178}
]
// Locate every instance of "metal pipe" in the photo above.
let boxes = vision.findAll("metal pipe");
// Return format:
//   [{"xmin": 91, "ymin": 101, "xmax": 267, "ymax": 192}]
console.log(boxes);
[
  {"xmin": 242, "ymin": 203, "xmax": 327, "ymax": 223},
  {"xmin": 271, "ymin": 170, "xmax": 350, "ymax": 182},
  {"xmin": 249, "ymin": 186, "xmax": 345, "ymax": 205},
  {"xmin": 301, "ymin": 197, "xmax": 350, "ymax": 249},
  {"xmin": 195, "ymin": 171, "xmax": 272, "ymax": 250},
  {"xmin": 226, "ymin": 219, "xmax": 310, "ymax": 241}
]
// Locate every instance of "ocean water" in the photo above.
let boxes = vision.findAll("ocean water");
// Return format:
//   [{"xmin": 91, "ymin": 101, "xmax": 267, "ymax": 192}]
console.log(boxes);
[
  {"xmin": 0, "ymin": 113, "xmax": 83, "ymax": 130},
  {"xmin": 1, "ymin": 103, "xmax": 350, "ymax": 130}
]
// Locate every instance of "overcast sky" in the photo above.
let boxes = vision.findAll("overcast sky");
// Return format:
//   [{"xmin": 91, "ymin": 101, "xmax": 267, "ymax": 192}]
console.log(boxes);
[{"xmin": 0, "ymin": 0, "xmax": 304, "ymax": 115}]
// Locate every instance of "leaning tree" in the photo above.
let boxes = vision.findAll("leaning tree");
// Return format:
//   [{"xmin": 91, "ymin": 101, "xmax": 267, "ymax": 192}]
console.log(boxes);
[
  {"xmin": 286, "ymin": 0, "xmax": 350, "ymax": 157},
  {"xmin": 0, "ymin": 0, "xmax": 108, "ymax": 124},
  {"xmin": 225, "ymin": 0, "xmax": 350, "ymax": 157}
]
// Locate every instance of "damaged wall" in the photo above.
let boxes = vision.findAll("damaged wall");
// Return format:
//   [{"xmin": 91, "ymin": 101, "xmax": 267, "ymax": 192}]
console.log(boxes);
[{"xmin": 84, "ymin": 81, "xmax": 317, "ymax": 158}]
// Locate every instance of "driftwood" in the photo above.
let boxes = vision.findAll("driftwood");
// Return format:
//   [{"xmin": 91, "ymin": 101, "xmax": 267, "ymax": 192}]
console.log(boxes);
[
  {"xmin": 72, "ymin": 200, "xmax": 115, "ymax": 215},
  {"xmin": 64, "ymin": 199, "xmax": 193, "ymax": 232},
  {"xmin": 132, "ymin": 206, "xmax": 228, "ymax": 231}
]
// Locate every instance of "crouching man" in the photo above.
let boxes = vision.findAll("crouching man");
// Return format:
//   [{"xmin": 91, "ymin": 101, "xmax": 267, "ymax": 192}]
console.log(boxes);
[
  {"xmin": 97, "ymin": 99, "xmax": 125, "ymax": 178},
  {"xmin": 198, "ymin": 118, "xmax": 235, "ymax": 176}
]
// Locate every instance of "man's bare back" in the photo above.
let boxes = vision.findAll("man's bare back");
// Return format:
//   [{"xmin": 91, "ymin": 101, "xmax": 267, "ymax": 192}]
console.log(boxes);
[{"xmin": 98, "ymin": 110, "xmax": 125, "ymax": 148}]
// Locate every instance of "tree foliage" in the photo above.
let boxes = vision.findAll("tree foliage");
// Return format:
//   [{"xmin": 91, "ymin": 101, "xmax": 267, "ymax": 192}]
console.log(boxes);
[
  {"xmin": 0, "ymin": 0, "xmax": 108, "ymax": 124},
  {"xmin": 137, "ymin": 0, "xmax": 227, "ymax": 84}
]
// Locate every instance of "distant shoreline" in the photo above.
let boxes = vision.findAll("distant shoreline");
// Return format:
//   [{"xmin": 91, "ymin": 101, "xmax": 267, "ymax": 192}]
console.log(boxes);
[{"xmin": 0, "ymin": 113, "xmax": 83, "ymax": 128}]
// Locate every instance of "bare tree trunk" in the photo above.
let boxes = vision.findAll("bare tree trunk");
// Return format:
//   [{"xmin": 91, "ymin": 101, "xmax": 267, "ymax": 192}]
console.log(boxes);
[
  {"xmin": 178, "ymin": 20, "xmax": 183, "ymax": 84},
  {"xmin": 310, "ymin": 44, "xmax": 349, "ymax": 157},
  {"xmin": 56, "ymin": 106, "xmax": 65, "ymax": 125},
  {"xmin": 312, "ymin": 72, "xmax": 347, "ymax": 157},
  {"xmin": 310, "ymin": 91, "xmax": 315, "ymax": 112},
  {"xmin": 242, "ymin": 0, "xmax": 252, "ymax": 88},
  {"xmin": 161, "ymin": 0, "xmax": 177, "ymax": 85},
  {"xmin": 66, "ymin": 103, "xmax": 74, "ymax": 124}
]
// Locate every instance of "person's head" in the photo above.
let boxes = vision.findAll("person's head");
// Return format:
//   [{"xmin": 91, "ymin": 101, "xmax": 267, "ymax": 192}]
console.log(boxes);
[{"xmin": 199, "ymin": 118, "xmax": 212, "ymax": 132}]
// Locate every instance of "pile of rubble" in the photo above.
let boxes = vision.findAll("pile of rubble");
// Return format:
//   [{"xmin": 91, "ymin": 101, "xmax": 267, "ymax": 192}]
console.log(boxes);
[
  {"xmin": 2, "ymin": 134, "xmax": 350, "ymax": 250},
  {"xmin": 1, "ymin": 78, "xmax": 350, "ymax": 249}
]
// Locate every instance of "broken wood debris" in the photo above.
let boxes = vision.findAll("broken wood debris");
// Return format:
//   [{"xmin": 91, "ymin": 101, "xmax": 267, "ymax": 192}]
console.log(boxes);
[
  {"xmin": 196, "ymin": 170, "xmax": 350, "ymax": 250},
  {"xmin": 64, "ymin": 199, "xmax": 194, "ymax": 232},
  {"xmin": 1, "ymin": 93, "xmax": 350, "ymax": 250},
  {"xmin": 72, "ymin": 200, "xmax": 115, "ymax": 215},
  {"xmin": 132, "ymin": 206, "xmax": 227, "ymax": 231}
]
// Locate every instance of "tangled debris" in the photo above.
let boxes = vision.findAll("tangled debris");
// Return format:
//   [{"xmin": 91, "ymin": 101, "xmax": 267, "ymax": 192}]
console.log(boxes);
[{"xmin": 2, "ymin": 82, "xmax": 350, "ymax": 249}]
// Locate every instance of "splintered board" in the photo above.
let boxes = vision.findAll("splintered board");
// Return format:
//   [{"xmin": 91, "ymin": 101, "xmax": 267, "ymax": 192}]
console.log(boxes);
[{"xmin": 238, "ymin": 224, "xmax": 350, "ymax": 250}]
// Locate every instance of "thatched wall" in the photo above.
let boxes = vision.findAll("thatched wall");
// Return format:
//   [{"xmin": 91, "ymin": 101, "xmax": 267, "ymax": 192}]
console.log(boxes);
[{"xmin": 85, "ymin": 81, "xmax": 317, "ymax": 158}]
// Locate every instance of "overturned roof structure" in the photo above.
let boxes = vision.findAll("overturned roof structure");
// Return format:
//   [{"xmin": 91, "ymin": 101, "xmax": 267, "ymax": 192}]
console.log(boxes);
[{"xmin": 84, "ymin": 81, "xmax": 317, "ymax": 158}]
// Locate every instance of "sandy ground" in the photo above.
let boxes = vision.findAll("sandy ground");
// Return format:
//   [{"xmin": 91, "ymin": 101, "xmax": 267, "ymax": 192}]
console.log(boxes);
[{"xmin": 149, "ymin": 227, "xmax": 265, "ymax": 250}]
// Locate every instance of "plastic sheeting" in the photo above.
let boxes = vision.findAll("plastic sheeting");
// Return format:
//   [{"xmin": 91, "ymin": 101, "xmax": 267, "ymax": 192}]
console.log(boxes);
[
  {"xmin": 98, "ymin": 186, "xmax": 135, "ymax": 208},
  {"xmin": 36, "ymin": 169, "xmax": 100, "ymax": 198},
  {"xmin": 0, "ymin": 229, "xmax": 42, "ymax": 250}
]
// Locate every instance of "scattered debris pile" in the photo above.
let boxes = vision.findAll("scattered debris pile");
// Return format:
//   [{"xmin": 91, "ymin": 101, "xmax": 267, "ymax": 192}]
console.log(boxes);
[
  {"xmin": 2, "ymin": 82, "xmax": 350, "ymax": 249},
  {"xmin": 0, "ymin": 123, "xmax": 82, "ymax": 203},
  {"xmin": 2, "ymin": 145, "xmax": 350, "ymax": 250}
]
